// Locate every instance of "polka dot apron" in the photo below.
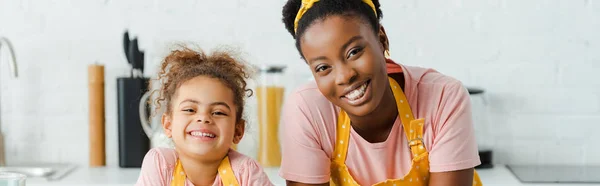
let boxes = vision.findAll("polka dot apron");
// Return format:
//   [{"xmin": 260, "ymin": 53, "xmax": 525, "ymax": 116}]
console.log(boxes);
[
  {"xmin": 171, "ymin": 156, "xmax": 239, "ymax": 186},
  {"xmin": 330, "ymin": 77, "xmax": 483, "ymax": 186}
]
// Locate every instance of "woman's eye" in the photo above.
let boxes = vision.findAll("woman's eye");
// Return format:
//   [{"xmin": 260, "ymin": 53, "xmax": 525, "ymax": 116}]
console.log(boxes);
[
  {"xmin": 347, "ymin": 47, "xmax": 363, "ymax": 59},
  {"xmin": 315, "ymin": 65, "xmax": 330, "ymax": 72}
]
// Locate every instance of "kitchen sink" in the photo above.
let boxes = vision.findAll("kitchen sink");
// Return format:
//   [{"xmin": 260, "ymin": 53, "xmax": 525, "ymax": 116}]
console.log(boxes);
[{"xmin": 0, "ymin": 163, "xmax": 76, "ymax": 181}]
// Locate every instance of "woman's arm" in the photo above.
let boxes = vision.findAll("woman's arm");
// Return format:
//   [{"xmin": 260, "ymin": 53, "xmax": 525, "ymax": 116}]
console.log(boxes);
[
  {"xmin": 286, "ymin": 169, "xmax": 475, "ymax": 186},
  {"xmin": 428, "ymin": 168, "xmax": 474, "ymax": 186},
  {"xmin": 427, "ymin": 80, "xmax": 481, "ymax": 185},
  {"xmin": 279, "ymin": 90, "xmax": 333, "ymax": 185}
]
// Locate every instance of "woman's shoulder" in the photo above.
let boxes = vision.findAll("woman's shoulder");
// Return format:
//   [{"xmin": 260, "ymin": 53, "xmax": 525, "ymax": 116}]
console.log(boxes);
[
  {"xmin": 289, "ymin": 81, "xmax": 330, "ymax": 103},
  {"xmin": 401, "ymin": 65, "xmax": 468, "ymax": 103},
  {"xmin": 285, "ymin": 80, "xmax": 340, "ymax": 127},
  {"xmin": 402, "ymin": 65, "xmax": 470, "ymax": 117},
  {"xmin": 402, "ymin": 65, "xmax": 464, "ymax": 88},
  {"xmin": 285, "ymin": 80, "xmax": 339, "ymax": 116}
]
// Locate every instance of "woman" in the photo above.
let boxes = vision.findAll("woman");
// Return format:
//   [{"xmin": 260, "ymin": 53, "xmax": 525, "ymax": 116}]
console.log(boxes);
[{"xmin": 278, "ymin": 0, "xmax": 483, "ymax": 185}]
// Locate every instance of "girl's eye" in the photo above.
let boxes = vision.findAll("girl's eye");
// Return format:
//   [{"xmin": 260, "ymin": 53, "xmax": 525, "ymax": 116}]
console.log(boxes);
[
  {"xmin": 212, "ymin": 111, "xmax": 227, "ymax": 116},
  {"xmin": 315, "ymin": 65, "xmax": 330, "ymax": 72},
  {"xmin": 347, "ymin": 47, "xmax": 363, "ymax": 59},
  {"xmin": 182, "ymin": 109, "xmax": 195, "ymax": 113}
]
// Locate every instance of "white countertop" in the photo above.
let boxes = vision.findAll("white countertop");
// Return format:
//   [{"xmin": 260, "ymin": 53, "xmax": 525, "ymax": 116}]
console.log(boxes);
[{"xmin": 24, "ymin": 165, "xmax": 599, "ymax": 186}]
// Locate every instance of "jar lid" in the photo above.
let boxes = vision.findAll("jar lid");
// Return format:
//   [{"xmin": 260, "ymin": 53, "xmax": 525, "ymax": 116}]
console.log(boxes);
[{"xmin": 259, "ymin": 64, "xmax": 286, "ymax": 73}]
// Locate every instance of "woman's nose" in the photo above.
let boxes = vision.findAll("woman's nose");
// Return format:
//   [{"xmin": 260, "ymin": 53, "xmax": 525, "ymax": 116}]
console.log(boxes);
[{"xmin": 335, "ymin": 64, "xmax": 358, "ymax": 86}]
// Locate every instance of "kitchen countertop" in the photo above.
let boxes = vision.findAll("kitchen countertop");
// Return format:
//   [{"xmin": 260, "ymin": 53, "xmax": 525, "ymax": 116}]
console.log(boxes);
[{"xmin": 25, "ymin": 165, "xmax": 600, "ymax": 186}]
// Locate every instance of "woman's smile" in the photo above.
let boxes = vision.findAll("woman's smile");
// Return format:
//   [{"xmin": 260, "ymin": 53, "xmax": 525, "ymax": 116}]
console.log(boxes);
[{"xmin": 340, "ymin": 79, "xmax": 372, "ymax": 106}]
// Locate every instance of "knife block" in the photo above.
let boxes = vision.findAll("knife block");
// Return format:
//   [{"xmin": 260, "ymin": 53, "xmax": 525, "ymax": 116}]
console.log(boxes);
[{"xmin": 117, "ymin": 77, "xmax": 150, "ymax": 168}]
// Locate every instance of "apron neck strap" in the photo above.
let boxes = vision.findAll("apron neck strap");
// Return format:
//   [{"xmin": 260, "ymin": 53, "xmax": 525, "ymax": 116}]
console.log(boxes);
[{"xmin": 171, "ymin": 155, "xmax": 240, "ymax": 186}]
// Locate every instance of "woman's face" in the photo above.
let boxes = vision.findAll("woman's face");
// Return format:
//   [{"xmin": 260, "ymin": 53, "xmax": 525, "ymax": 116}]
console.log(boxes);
[{"xmin": 299, "ymin": 15, "xmax": 389, "ymax": 117}]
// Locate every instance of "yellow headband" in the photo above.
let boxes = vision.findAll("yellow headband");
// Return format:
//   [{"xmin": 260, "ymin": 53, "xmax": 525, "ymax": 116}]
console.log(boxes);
[{"xmin": 293, "ymin": 0, "xmax": 378, "ymax": 33}]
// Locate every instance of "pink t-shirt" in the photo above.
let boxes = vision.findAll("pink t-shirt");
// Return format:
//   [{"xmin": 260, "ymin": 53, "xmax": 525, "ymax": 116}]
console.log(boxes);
[
  {"xmin": 278, "ymin": 62, "xmax": 481, "ymax": 185},
  {"xmin": 135, "ymin": 148, "xmax": 273, "ymax": 186}
]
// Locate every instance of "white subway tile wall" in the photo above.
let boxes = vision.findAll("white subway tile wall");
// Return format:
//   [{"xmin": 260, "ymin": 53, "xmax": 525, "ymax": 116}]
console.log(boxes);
[{"xmin": 0, "ymin": 0, "xmax": 598, "ymax": 167}]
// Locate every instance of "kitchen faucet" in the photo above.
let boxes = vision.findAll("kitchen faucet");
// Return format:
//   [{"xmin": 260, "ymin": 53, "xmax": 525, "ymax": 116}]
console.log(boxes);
[{"xmin": 0, "ymin": 37, "xmax": 19, "ymax": 166}]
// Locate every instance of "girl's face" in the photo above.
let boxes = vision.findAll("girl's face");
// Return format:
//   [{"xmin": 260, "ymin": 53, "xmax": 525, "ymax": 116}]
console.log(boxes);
[
  {"xmin": 299, "ymin": 15, "xmax": 389, "ymax": 117},
  {"xmin": 162, "ymin": 76, "xmax": 244, "ymax": 160}
]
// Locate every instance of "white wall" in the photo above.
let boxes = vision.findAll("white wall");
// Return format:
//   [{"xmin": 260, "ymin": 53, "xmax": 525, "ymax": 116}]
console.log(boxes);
[{"xmin": 0, "ymin": 0, "xmax": 598, "ymax": 167}]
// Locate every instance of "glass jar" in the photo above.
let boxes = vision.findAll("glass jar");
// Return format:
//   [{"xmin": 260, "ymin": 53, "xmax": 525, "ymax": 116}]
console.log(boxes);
[{"xmin": 256, "ymin": 65, "xmax": 286, "ymax": 167}]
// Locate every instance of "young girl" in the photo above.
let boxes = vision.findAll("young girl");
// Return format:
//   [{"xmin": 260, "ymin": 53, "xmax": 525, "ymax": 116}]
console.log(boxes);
[{"xmin": 135, "ymin": 46, "xmax": 274, "ymax": 186}]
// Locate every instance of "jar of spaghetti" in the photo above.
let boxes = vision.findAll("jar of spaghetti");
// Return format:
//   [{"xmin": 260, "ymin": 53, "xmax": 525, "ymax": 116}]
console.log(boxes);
[{"xmin": 256, "ymin": 64, "xmax": 286, "ymax": 167}]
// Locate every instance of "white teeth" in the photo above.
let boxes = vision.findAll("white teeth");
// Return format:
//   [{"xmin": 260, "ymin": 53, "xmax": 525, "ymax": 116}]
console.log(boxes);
[
  {"xmin": 345, "ymin": 82, "xmax": 368, "ymax": 101},
  {"xmin": 190, "ymin": 131, "xmax": 215, "ymax": 138}
]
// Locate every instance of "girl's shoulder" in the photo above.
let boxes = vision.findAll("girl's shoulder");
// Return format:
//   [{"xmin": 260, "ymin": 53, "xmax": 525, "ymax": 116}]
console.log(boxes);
[
  {"xmin": 136, "ymin": 148, "xmax": 179, "ymax": 186},
  {"xmin": 227, "ymin": 150, "xmax": 275, "ymax": 186},
  {"xmin": 227, "ymin": 149, "xmax": 260, "ymax": 172},
  {"xmin": 144, "ymin": 147, "xmax": 179, "ymax": 170}
]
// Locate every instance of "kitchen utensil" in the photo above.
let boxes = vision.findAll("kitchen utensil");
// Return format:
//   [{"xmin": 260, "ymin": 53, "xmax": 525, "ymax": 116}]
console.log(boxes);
[
  {"xmin": 0, "ymin": 172, "xmax": 26, "ymax": 186},
  {"xmin": 468, "ymin": 87, "xmax": 494, "ymax": 169},
  {"xmin": 129, "ymin": 38, "xmax": 143, "ymax": 78},
  {"xmin": 123, "ymin": 31, "xmax": 130, "ymax": 63},
  {"xmin": 139, "ymin": 91, "xmax": 173, "ymax": 149},
  {"xmin": 139, "ymin": 51, "xmax": 144, "ymax": 75},
  {"xmin": 507, "ymin": 165, "xmax": 600, "ymax": 183},
  {"xmin": 128, "ymin": 38, "xmax": 139, "ymax": 76},
  {"xmin": 256, "ymin": 64, "xmax": 286, "ymax": 167},
  {"xmin": 127, "ymin": 38, "xmax": 145, "ymax": 78},
  {"xmin": 123, "ymin": 31, "xmax": 132, "ymax": 77},
  {"xmin": 123, "ymin": 31, "xmax": 145, "ymax": 78}
]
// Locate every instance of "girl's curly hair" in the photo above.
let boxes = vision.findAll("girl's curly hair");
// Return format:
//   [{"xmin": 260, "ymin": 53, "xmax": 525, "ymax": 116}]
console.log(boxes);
[{"xmin": 150, "ymin": 45, "xmax": 253, "ymax": 123}]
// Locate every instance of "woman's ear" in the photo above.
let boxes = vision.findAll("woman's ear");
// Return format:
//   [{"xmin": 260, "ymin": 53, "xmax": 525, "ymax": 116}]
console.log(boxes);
[
  {"xmin": 378, "ymin": 25, "xmax": 390, "ymax": 52},
  {"xmin": 233, "ymin": 119, "xmax": 246, "ymax": 144},
  {"xmin": 162, "ymin": 114, "xmax": 173, "ymax": 138}
]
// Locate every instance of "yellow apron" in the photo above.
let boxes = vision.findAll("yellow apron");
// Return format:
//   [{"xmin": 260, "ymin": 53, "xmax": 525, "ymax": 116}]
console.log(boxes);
[
  {"xmin": 330, "ymin": 77, "xmax": 483, "ymax": 186},
  {"xmin": 171, "ymin": 156, "xmax": 240, "ymax": 186}
]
